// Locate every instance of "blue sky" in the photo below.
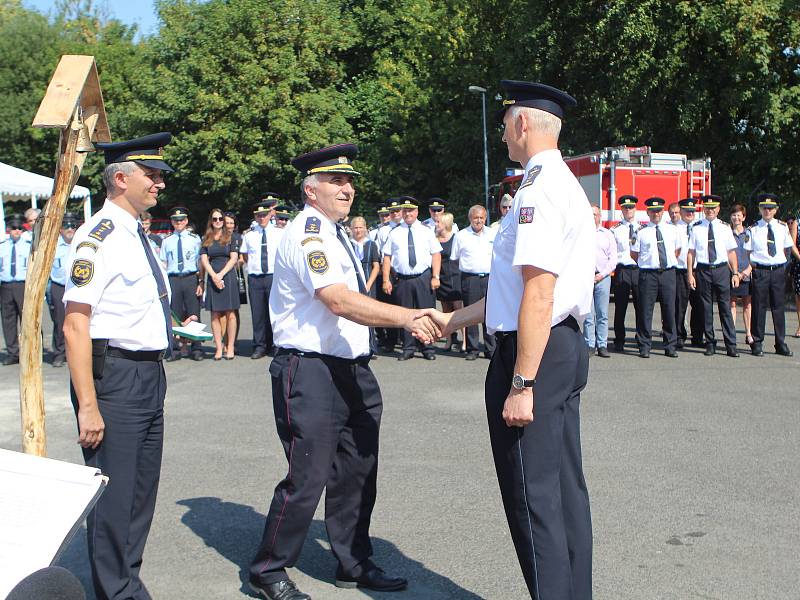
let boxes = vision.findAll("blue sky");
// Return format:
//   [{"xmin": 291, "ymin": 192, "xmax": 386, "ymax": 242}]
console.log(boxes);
[{"xmin": 24, "ymin": 0, "xmax": 160, "ymax": 36}]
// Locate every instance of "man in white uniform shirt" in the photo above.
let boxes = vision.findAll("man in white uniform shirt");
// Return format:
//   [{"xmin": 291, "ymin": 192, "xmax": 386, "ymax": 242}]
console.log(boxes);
[
  {"xmin": 422, "ymin": 197, "xmax": 459, "ymax": 233},
  {"xmin": 382, "ymin": 196, "xmax": 443, "ymax": 360},
  {"xmin": 435, "ymin": 80, "xmax": 594, "ymax": 600},
  {"xmin": 450, "ymin": 204, "xmax": 496, "ymax": 359},
  {"xmin": 674, "ymin": 197, "xmax": 704, "ymax": 348},
  {"xmin": 687, "ymin": 194, "xmax": 740, "ymax": 356},
  {"xmin": 631, "ymin": 197, "xmax": 682, "ymax": 358},
  {"xmin": 63, "ymin": 133, "xmax": 174, "ymax": 600},
  {"xmin": 744, "ymin": 193, "xmax": 799, "ymax": 356},
  {"xmin": 239, "ymin": 197, "xmax": 285, "ymax": 359},
  {"xmin": 611, "ymin": 194, "xmax": 641, "ymax": 351},
  {"xmin": 249, "ymin": 144, "xmax": 439, "ymax": 600},
  {"xmin": 374, "ymin": 199, "xmax": 403, "ymax": 351}
]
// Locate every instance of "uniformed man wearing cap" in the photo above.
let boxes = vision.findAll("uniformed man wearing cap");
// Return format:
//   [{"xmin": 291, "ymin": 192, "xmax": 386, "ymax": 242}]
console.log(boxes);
[
  {"xmin": 422, "ymin": 197, "xmax": 459, "ymax": 233},
  {"xmin": 382, "ymin": 196, "xmax": 443, "ymax": 360},
  {"xmin": 63, "ymin": 132, "xmax": 175, "ymax": 600},
  {"xmin": 47, "ymin": 212, "xmax": 79, "ymax": 367},
  {"xmin": 0, "ymin": 214, "xmax": 32, "ymax": 365},
  {"xmin": 674, "ymin": 198, "xmax": 704, "ymax": 348},
  {"xmin": 239, "ymin": 196, "xmax": 285, "ymax": 359},
  {"xmin": 611, "ymin": 194, "xmax": 641, "ymax": 351},
  {"xmin": 374, "ymin": 199, "xmax": 404, "ymax": 351},
  {"xmin": 744, "ymin": 193, "xmax": 799, "ymax": 356},
  {"xmin": 274, "ymin": 205, "xmax": 291, "ymax": 228},
  {"xmin": 631, "ymin": 197, "xmax": 682, "ymax": 358},
  {"xmin": 369, "ymin": 206, "xmax": 390, "ymax": 241},
  {"xmin": 249, "ymin": 144, "xmax": 439, "ymax": 600},
  {"xmin": 161, "ymin": 206, "xmax": 204, "ymax": 361},
  {"xmin": 687, "ymin": 194, "xmax": 740, "ymax": 356},
  {"xmin": 435, "ymin": 80, "xmax": 594, "ymax": 600}
]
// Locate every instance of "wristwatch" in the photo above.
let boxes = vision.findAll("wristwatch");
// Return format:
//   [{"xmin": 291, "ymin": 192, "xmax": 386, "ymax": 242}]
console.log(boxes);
[{"xmin": 512, "ymin": 374, "xmax": 536, "ymax": 390}]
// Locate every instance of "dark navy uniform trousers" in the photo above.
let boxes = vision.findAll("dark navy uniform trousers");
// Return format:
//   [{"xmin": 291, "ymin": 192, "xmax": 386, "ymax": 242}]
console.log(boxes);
[
  {"xmin": 248, "ymin": 273, "xmax": 275, "ymax": 353},
  {"xmin": 675, "ymin": 269, "xmax": 704, "ymax": 345},
  {"xmin": 71, "ymin": 349, "xmax": 166, "ymax": 600},
  {"xmin": 251, "ymin": 350, "xmax": 382, "ymax": 585},
  {"xmin": 486, "ymin": 318, "xmax": 592, "ymax": 600},
  {"xmin": 695, "ymin": 264, "xmax": 736, "ymax": 349},
  {"xmin": 461, "ymin": 272, "xmax": 496, "ymax": 355},
  {"xmin": 0, "ymin": 280, "xmax": 25, "ymax": 358},
  {"xmin": 48, "ymin": 282, "xmax": 66, "ymax": 357},
  {"xmin": 637, "ymin": 268, "xmax": 677, "ymax": 353},
  {"xmin": 750, "ymin": 263, "xmax": 787, "ymax": 349},
  {"xmin": 395, "ymin": 269, "xmax": 435, "ymax": 353},
  {"xmin": 612, "ymin": 265, "xmax": 639, "ymax": 348},
  {"xmin": 168, "ymin": 273, "xmax": 201, "ymax": 349}
]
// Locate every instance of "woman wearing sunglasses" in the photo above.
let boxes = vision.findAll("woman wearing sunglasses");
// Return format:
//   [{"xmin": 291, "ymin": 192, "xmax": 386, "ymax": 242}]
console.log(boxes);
[{"xmin": 199, "ymin": 208, "xmax": 240, "ymax": 360}]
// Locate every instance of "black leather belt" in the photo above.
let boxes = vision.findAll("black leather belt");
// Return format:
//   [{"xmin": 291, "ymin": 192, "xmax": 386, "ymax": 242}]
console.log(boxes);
[
  {"xmin": 616, "ymin": 264, "xmax": 638, "ymax": 269},
  {"xmin": 276, "ymin": 347, "xmax": 371, "ymax": 365},
  {"xmin": 493, "ymin": 316, "xmax": 578, "ymax": 343},
  {"xmin": 462, "ymin": 272, "xmax": 490, "ymax": 278},
  {"xmin": 676, "ymin": 268, "xmax": 687, "ymax": 272},
  {"xmin": 248, "ymin": 273, "xmax": 273, "ymax": 277},
  {"xmin": 752, "ymin": 263, "xmax": 785, "ymax": 271},
  {"xmin": 106, "ymin": 345, "xmax": 167, "ymax": 362},
  {"xmin": 696, "ymin": 263, "xmax": 727, "ymax": 270},
  {"xmin": 396, "ymin": 269, "xmax": 429, "ymax": 280},
  {"xmin": 168, "ymin": 272, "xmax": 197, "ymax": 278},
  {"xmin": 640, "ymin": 267, "xmax": 675, "ymax": 272}
]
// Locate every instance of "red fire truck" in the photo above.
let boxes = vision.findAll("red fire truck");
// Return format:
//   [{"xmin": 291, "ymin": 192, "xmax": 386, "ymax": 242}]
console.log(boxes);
[{"xmin": 495, "ymin": 145, "xmax": 711, "ymax": 226}]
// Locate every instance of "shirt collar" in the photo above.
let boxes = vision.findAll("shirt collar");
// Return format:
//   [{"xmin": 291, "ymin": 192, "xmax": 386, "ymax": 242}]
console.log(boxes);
[
  {"xmin": 102, "ymin": 199, "xmax": 140, "ymax": 236},
  {"xmin": 524, "ymin": 148, "xmax": 561, "ymax": 173}
]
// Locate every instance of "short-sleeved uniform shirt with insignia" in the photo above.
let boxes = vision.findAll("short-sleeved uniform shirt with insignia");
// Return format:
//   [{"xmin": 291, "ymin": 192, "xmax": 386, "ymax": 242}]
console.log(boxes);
[
  {"xmin": 674, "ymin": 220, "xmax": 697, "ymax": 268},
  {"xmin": 269, "ymin": 204, "xmax": 369, "ymax": 359},
  {"xmin": 383, "ymin": 220, "xmax": 443, "ymax": 275},
  {"xmin": 631, "ymin": 221, "xmax": 682, "ymax": 269},
  {"xmin": 62, "ymin": 201, "xmax": 171, "ymax": 351},
  {"xmin": 239, "ymin": 225, "xmax": 285, "ymax": 275},
  {"xmin": 744, "ymin": 219, "xmax": 793, "ymax": 265},
  {"xmin": 49, "ymin": 235, "xmax": 73, "ymax": 285},
  {"xmin": 0, "ymin": 237, "xmax": 32, "ymax": 282},
  {"xmin": 160, "ymin": 230, "xmax": 202, "ymax": 274},
  {"xmin": 486, "ymin": 149, "xmax": 594, "ymax": 333},
  {"xmin": 612, "ymin": 218, "xmax": 640, "ymax": 266},
  {"xmin": 688, "ymin": 218, "xmax": 737, "ymax": 265}
]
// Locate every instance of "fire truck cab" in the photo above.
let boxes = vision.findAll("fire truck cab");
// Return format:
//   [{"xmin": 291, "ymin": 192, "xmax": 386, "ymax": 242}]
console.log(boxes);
[{"xmin": 496, "ymin": 146, "xmax": 711, "ymax": 226}]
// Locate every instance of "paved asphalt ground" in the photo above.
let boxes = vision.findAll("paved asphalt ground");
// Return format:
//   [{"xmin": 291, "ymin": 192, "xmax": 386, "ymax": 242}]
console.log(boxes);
[{"xmin": 1, "ymin": 305, "xmax": 798, "ymax": 600}]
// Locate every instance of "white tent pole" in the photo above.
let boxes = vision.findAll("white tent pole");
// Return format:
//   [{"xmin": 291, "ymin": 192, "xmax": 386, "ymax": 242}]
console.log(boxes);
[
  {"xmin": 31, "ymin": 192, "xmax": 38, "ymax": 210},
  {"xmin": 83, "ymin": 195, "xmax": 92, "ymax": 220}
]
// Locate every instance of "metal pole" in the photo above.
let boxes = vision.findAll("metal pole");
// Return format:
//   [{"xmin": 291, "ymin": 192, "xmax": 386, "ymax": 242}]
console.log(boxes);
[{"xmin": 481, "ymin": 91, "xmax": 490, "ymax": 224}]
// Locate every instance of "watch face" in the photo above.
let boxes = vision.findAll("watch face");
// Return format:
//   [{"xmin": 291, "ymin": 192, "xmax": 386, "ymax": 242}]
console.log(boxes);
[{"xmin": 512, "ymin": 375, "xmax": 524, "ymax": 389}]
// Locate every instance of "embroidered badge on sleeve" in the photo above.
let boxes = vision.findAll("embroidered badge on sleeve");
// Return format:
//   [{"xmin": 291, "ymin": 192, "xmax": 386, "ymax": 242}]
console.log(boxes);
[
  {"xmin": 88, "ymin": 219, "xmax": 115, "ymax": 241},
  {"xmin": 519, "ymin": 207, "xmax": 535, "ymax": 224},
  {"xmin": 306, "ymin": 250, "xmax": 329, "ymax": 274},
  {"xmin": 70, "ymin": 259, "xmax": 94, "ymax": 286},
  {"xmin": 304, "ymin": 217, "xmax": 321, "ymax": 234}
]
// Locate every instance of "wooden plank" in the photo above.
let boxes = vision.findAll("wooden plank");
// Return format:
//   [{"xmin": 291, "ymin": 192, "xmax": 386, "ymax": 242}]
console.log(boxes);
[{"xmin": 32, "ymin": 55, "xmax": 94, "ymax": 129}]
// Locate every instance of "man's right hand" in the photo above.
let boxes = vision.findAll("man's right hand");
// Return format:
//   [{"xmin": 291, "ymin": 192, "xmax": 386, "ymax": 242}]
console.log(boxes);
[
  {"xmin": 688, "ymin": 273, "xmax": 696, "ymax": 290},
  {"xmin": 404, "ymin": 310, "xmax": 441, "ymax": 344},
  {"xmin": 382, "ymin": 280, "xmax": 392, "ymax": 295},
  {"xmin": 78, "ymin": 404, "xmax": 105, "ymax": 449}
]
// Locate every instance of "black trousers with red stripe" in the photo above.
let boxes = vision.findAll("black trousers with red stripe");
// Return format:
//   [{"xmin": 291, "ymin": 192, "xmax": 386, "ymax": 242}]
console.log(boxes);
[
  {"xmin": 250, "ymin": 350, "xmax": 383, "ymax": 585},
  {"xmin": 485, "ymin": 318, "xmax": 592, "ymax": 599}
]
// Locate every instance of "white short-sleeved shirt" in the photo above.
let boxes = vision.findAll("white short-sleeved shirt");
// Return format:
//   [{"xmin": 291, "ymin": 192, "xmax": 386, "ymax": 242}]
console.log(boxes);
[
  {"xmin": 0, "ymin": 238, "xmax": 32, "ymax": 282},
  {"xmin": 384, "ymin": 220, "xmax": 443, "ymax": 275},
  {"xmin": 631, "ymin": 222, "xmax": 682, "ymax": 269},
  {"xmin": 239, "ymin": 225, "xmax": 285, "ymax": 275},
  {"xmin": 451, "ymin": 225, "xmax": 496, "ymax": 274},
  {"xmin": 744, "ymin": 219, "xmax": 792, "ymax": 265},
  {"xmin": 611, "ymin": 219, "xmax": 639, "ymax": 266},
  {"xmin": 269, "ymin": 204, "xmax": 370, "ymax": 359},
  {"xmin": 160, "ymin": 231, "xmax": 201, "ymax": 274},
  {"xmin": 376, "ymin": 221, "xmax": 399, "ymax": 253},
  {"xmin": 674, "ymin": 221, "xmax": 697, "ymax": 268},
  {"xmin": 688, "ymin": 218, "xmax": 737, "ymax": 265},
  {"xmin": 486, "ymin": 149, "xmax": 594, "ymax": 332},
  {"xmin": 63, "ymin": 200, "xmax": 170, "ymax": 351}
]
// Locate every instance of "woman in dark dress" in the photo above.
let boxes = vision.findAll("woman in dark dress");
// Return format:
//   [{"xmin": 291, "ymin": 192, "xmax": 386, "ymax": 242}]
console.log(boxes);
[
  {"xmin": 200, "ymin": 208, "xmax": 240, "ymax": 360},
  {"xmin": 224, "ymin": 211, "xmax": 244, "ymax": 350},
  {"xmin": 788, "ymin": 215, "xmax": 800, "ymax": 337},
  {"xmin": 729, "ymin": 204, "xmax": 753, "ymax": 344},
  {"xmin": 436, "ymin": 212, "xmax": 464, "ymax": 352}
]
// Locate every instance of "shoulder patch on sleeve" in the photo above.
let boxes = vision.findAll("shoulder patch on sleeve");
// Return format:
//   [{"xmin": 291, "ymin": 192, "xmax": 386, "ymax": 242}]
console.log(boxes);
[
  {"xmin": 76, "ymin": 241, "xmax": 99, "ymax": 253},
  {"xmin": 306, "ymin": 250, "xmax": 329, "ymax": 274},
  {"xmin": 304, "ymin": 217, "xmax": 321, "ymax": 234},
  {"xmin": 613, "ymin": 222, "xmax": 622, "ymax": 229},
  {"xmin": 70, "ymin": 259, "xmax": 94, "ymax": 286},
  {"xmin": 301, "ymin": 236, "xmax": 323, "ymax": 246},
  {"xmin": 88, "ymin": 219, "xmax": 115, "ymax": 241},
  {"xmin": 519, "ymin": 206, "xmax": 535, "ymax": 224},
  {"xmin": 518, "ymin": 165, "xmax": 542, "ymax": 190},
  {"xmin": 638, "ymin": 224, "xmax": 647, "ymax": 231}
]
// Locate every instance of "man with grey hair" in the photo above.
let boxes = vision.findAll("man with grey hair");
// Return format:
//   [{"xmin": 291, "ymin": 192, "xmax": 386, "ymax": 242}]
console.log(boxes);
[
  {"xmin": 491, "ymin": 193, "xmax": 513, "ymax": 230},
  {"xmin": 21, "ymin": 207, "xmax": 40, "ymax": 242}
]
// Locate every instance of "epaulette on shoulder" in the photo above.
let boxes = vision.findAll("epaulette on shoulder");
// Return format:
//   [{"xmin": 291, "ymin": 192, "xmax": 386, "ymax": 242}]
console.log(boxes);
[
  {"xmin": 778, "ymin": 219, "xmax": 787, "ymax": 226},
  {"xmin": 87, "ymin": 219, "xmax": 115, "ymax": 242},
  {"xmin": 188, "ymin": 232, "xmax": 200, "ymax": 238},
  {"xmin": 638, "ymin": 224, "xmax": 647, "ymax": 231},
  {"xmin": 613, "ymin": 222, "xmax": 623, "ymax": 229}
]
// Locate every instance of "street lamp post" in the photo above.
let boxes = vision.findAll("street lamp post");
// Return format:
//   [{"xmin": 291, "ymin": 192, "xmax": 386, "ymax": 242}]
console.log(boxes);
[{"xmin": 468, "ymin": 85, "xmax": 490, "ymax": 224}]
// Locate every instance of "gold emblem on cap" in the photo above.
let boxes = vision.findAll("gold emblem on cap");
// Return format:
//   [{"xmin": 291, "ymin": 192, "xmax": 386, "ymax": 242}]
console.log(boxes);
[{"xmin": 338, "ymin": 156, "xmax": 347, "ymax": 164}]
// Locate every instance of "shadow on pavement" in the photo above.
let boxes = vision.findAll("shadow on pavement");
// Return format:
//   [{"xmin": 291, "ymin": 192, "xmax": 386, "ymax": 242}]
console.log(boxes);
[{"xmin": 176, "ymin": 496, "xmax": 484, "ymax": 599}]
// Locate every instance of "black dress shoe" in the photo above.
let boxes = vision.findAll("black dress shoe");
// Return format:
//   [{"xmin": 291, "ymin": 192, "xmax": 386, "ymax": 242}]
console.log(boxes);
[
  {"xmin": 3, "ymin": 355, "xmax": 19, "ymax": 366},
  {"xmin": 190, "ymin": 350, "xmax": 205, "ymax": 361},
  {"xmin": 381, "ymin": 344, "xmax": 395, "ymax": 353},
  {"xmin": 483, "ymin": 351, "xmax": 493, "ymax": 359},
  {"xmin": 613, "ymin": 343, "xmax": 625, "ymax": 352},
  {"xmin": 676, "ymin": 339, "xmax": 685, "ymax": 349},
  {"xmin": 465, "ymin": 351, "xmax": 478, "ymax": 361},
  {"xmin": 52, "ymin": 355, "xmax": 65, "ymax": 368},
  {"xmin": 249, "ymin": 579, "xmax": 310, "ymax": 600},
  {"xmin": 751, "ymin": 345, "xmax": 764, "ymax": 357},
  {"xmin": 775, "ymin": 345, "xmax": 794, "ymax": 357},
  {"xmin": 422, "ymin": 352, "xmax": 436, "ymax": 360},
  {"xmin": 166, "ymin": 353, "xmax": 181, "ymax": 362},
  {"xmin": 704, "ymin": 344, "xmax": 716, "ymax": 356},
  {"xmin": 335, "ymin": 566, "xmax": 408, "ymax": 592},
  {"xmin": 397, "ymin": 352, "xmax": 414, "ymax": 361},
  {"xmin": 251, "ymin": 350, "xmax": 267, "ymax": 360},
  {"xmin": 597, "ymin": 347, "xmax": 610, "ymax": 358},
  {"xmin": 726, "ymin": 348, "xmax": 739, "ymax": 357},
  {"xmin": 665, "ymin": 349, "xmax": 678, "ymax": 358},
  {"xmin": 449, "ymin": 343, "xmax": 461, "ymax": 353},
  {"xmin": 690, "ymin": 339, "xmax": 705, "ymax": 348},
  {"xmin": 638, "ymin": 349, "xmax": 650, "ymax": 358}
]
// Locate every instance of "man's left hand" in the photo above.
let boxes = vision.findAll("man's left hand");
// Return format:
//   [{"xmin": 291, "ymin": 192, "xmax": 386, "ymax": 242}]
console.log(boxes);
[
  {"xmin": 502, "ymin": 387, "xmax": 534, "ymax": 427},
  {"xmin": 430, "ymin": 276, "xmax": 440, "ymax": 291}
]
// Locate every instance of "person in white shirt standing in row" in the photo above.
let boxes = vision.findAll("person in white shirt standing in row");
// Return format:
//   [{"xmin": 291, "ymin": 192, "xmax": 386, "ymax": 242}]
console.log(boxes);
[
  {"xmin": 583, "ymin": 204, "xmax": 616, "ymax": 357},
  {"xmin": 450, "ymin": 205, "xmax": 496, "ymax": 360},
  {"xmin": 631, "ymin": 197, "xmax": 682, "ymax": 358},
  {"xmin": 422, "ymin": 197, "xmax": 459, "ymax": 234},
  {"xmin": 744, "ymin": 193, "xmax": 799, "ymax": 357},
  {"xmin": 382, "ymin": 196, "xmax": 442, "ymax": 360}
]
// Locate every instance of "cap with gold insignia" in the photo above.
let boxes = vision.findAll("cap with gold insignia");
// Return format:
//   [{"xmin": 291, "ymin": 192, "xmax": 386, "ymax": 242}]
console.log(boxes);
[
  {"xmin": 757, "ymin": 193, "xmax": 779, "ymax": 208},
  {"xmin": 398, "ymin": 196, "xmax": 419, "ymax": 209},
  {"xmin": 62, "ymin": 212, "xmax": 80, "ymax": 229},
  {"xmin": 95, "ymin": 132, "xmax": 174, "ymax": 172},
  {"xmin": 678, "ymin": 197, "xmax": 697, "ymax": 211},
  {"xmin": 700, "ymin": 194, "xmax": 722, "ymax": 209},
  {"xmin": 377, "ymin": 206, "xmax": 390, "ymax": 215},
  {"xmin": 169, "ymin": 206, "xmax": 189, "ymax": 220},
  {"xmin": 254, "ymin": 194, "xmax": 281, "ymax": 215},
  {"xmin": 6, "ymin": 214, "xmax": 24, "ymax": 230},
  {"xmin": 618, "ymin": 195, "xmax": 638, "ymax": 208},
  {"xmin": 498, "ymin": 80, "xmax": 577, "ymax": 120},
  {"xmin": 291, "ymin": 143, "xmax": 360, "ymax": 177},
  {"xmin": 644, "ymin": 197, "xmax": 665, "ymax": 211},
  {"xmin": 386, "ymin": 199, "xmax": 404, "ymax": 212},
  {"xmin": 428, "ymin": 197, "xmax": 447, "ymax": 211},
  {"xmin": 275, "ymin": 205, "xmax": 291, "ymax": 220}
]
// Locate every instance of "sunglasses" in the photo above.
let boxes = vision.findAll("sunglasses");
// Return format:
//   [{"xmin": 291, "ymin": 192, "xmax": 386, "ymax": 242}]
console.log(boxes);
[
  {"xmin": 9, "ymin": 226, "xmax": 23, "ymax": 231},
  {"xmin": 430, "ymin": 207, "xmax": 444, "ymax": 212},
  {"xmin": 211, "ymin": 216, "xmax": 224, "ymax": 222},
  {"xmin": 500, "ymin": 205, "xmax": 511, "ymax": 210}
]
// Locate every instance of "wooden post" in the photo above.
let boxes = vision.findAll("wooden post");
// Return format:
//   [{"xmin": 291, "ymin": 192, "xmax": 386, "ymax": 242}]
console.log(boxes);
[{"xmin": 19, "ymin": 55, "xmax": 110, "ymax": 456}]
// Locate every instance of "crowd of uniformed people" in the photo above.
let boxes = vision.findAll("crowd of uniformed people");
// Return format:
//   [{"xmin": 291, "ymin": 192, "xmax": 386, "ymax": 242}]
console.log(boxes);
[{"xmin": 3, "ymin": 76, "xmax": 800, "ymax": 600}]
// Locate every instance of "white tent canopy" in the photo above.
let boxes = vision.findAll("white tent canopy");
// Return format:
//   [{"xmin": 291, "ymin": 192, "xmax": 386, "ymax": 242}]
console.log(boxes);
[{"xmin": 0, "ymin": 161, "xmax": 92, "ymax": 229}]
